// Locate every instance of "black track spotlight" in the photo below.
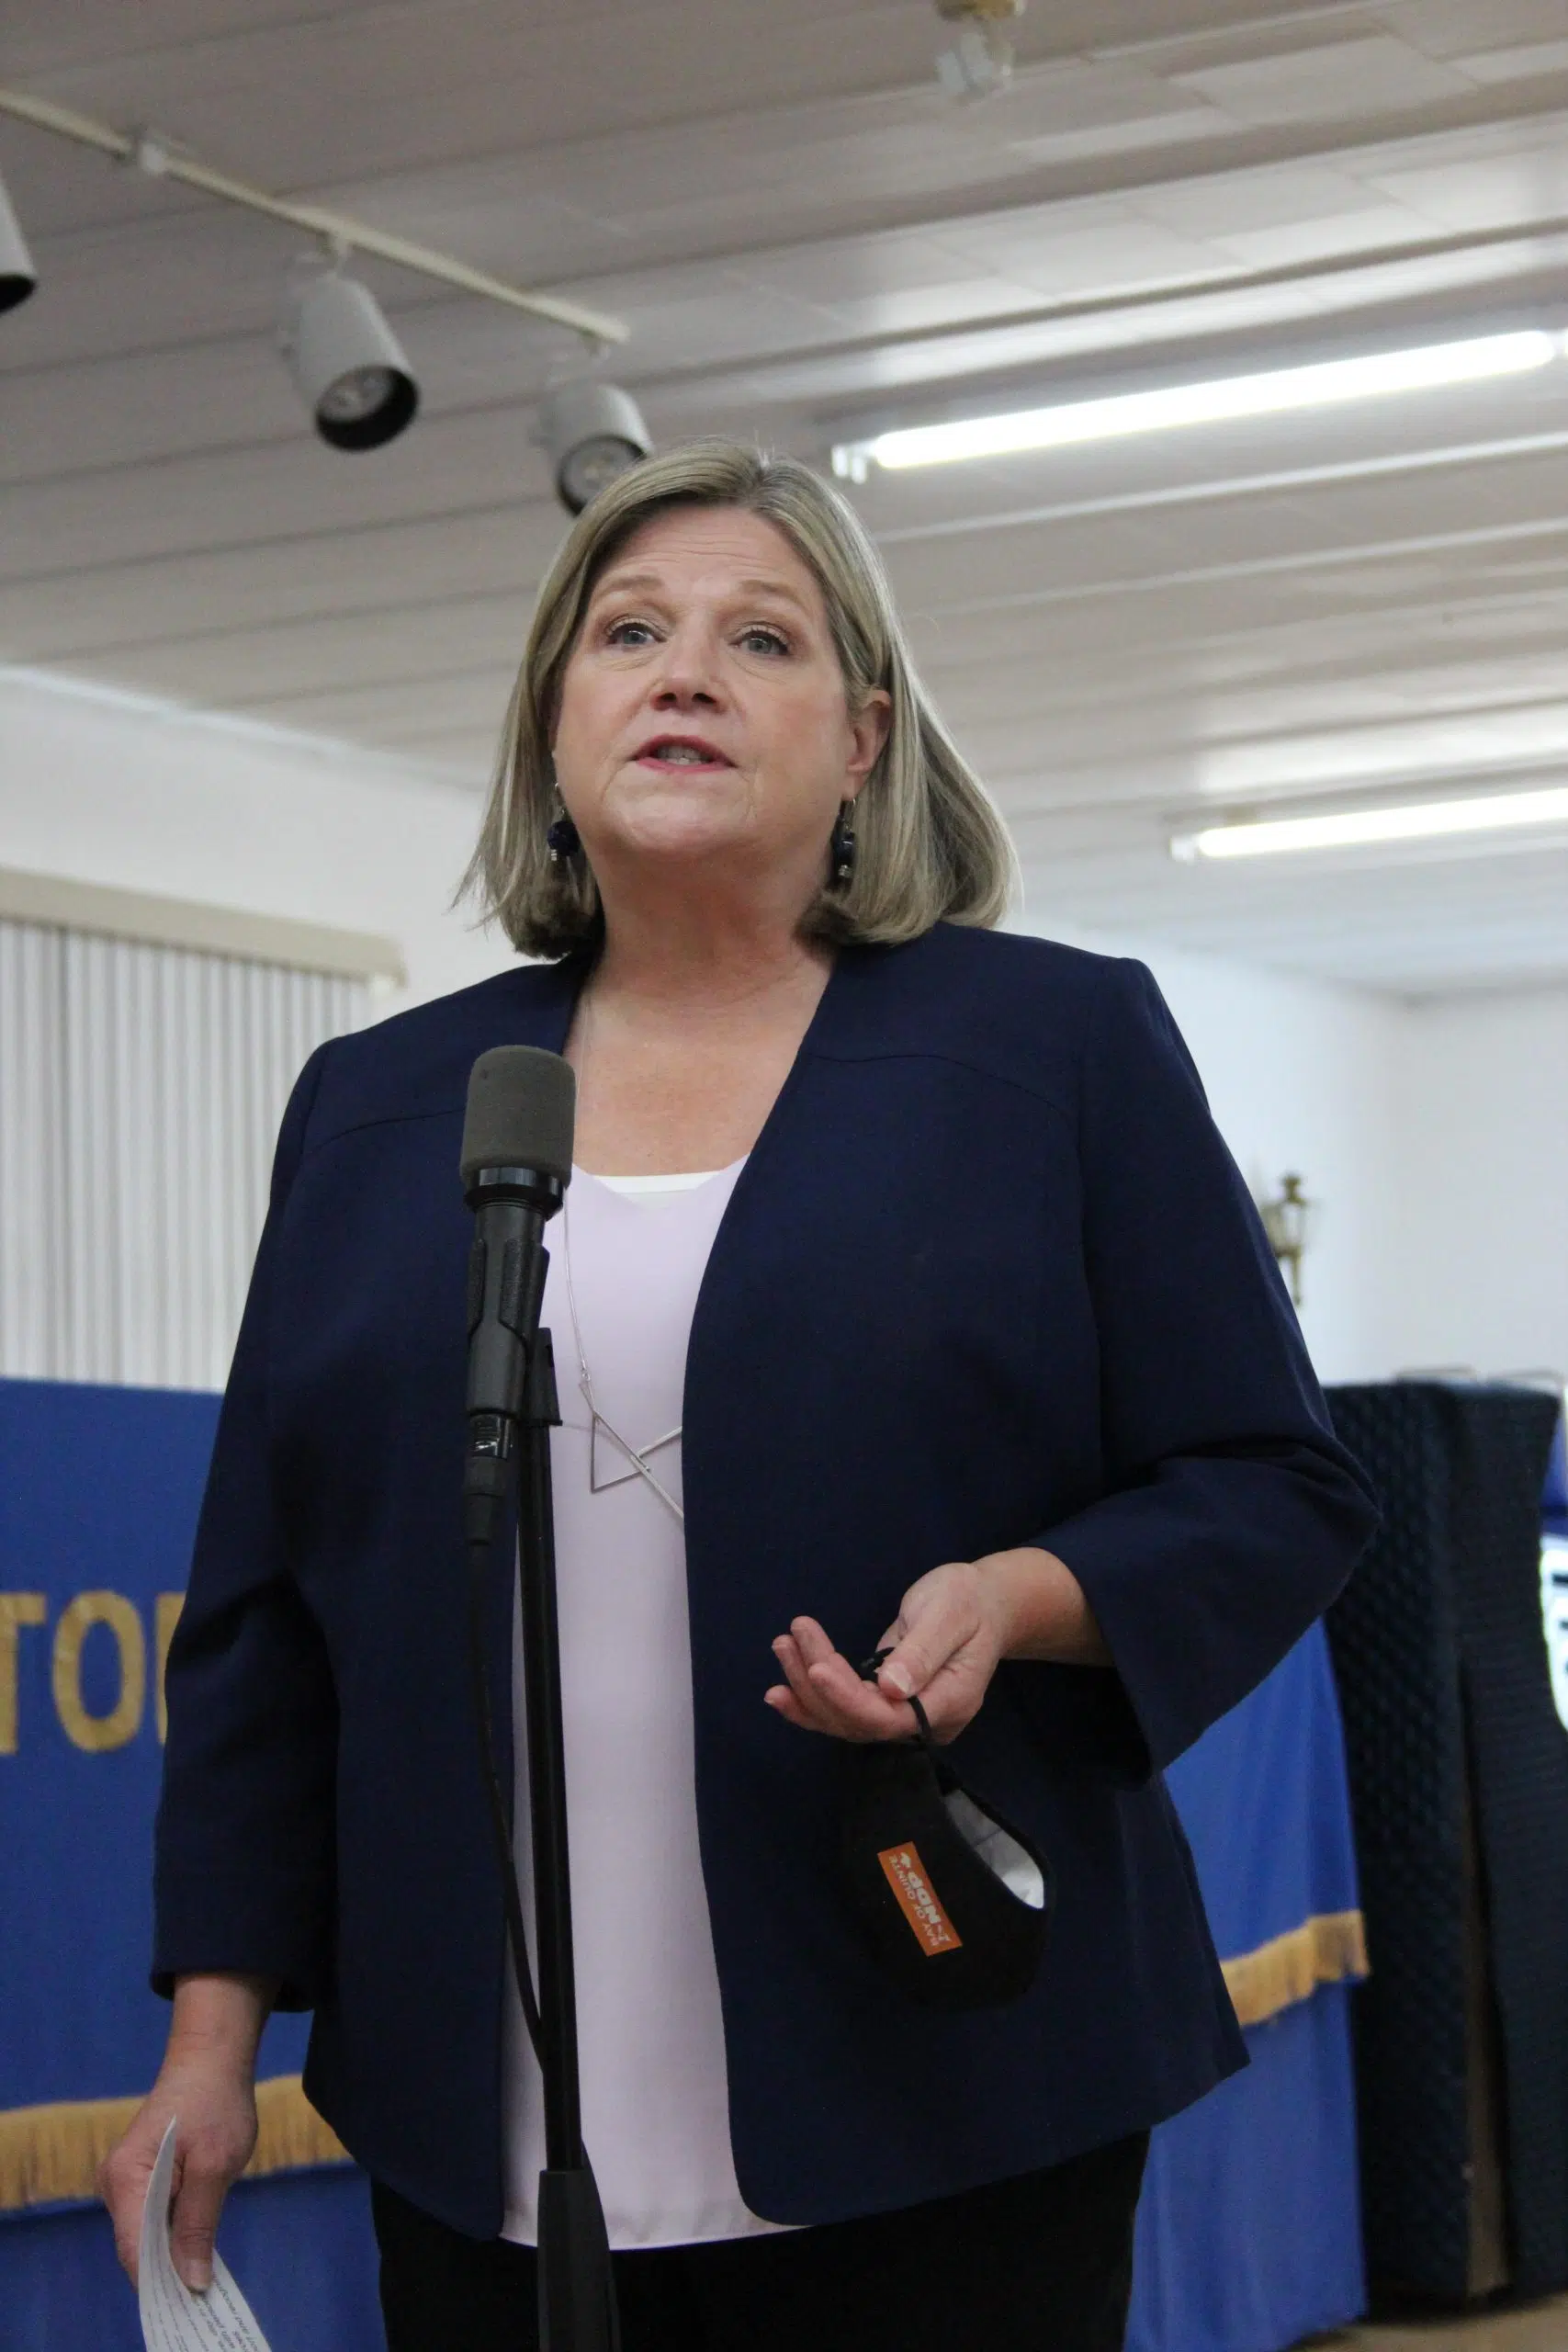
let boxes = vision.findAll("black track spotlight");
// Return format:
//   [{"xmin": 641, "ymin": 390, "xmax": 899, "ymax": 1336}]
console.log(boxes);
[
  {"xmin": 0, "ymin": 166, "xmax": 37, "ymax": 313},
  {"xmin": 539, "ymin": 379, "xmax": 652, "ymax": 514},
  {"xmin": 279, "ymin": 268, "xmax": 419, "ymax": 451}
]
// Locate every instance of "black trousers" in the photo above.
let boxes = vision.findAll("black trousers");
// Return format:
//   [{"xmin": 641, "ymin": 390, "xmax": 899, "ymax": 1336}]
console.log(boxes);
[{"xmin": 373, "ymin": 2133, "xmax": 1149, "ymax": 2352}]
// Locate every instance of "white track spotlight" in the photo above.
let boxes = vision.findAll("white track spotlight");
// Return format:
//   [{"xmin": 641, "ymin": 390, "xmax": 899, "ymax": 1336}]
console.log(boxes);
[
  {"xmin": 0, "ymin": 165, "xmax": 37, "ymax": 312},
  {"xmin": 539, "ymin": 379, "xmax": 652, "ymax": 514},
  {"xmin": 278, "ymin": 269, "xmax": 419, "ymax": 451}
]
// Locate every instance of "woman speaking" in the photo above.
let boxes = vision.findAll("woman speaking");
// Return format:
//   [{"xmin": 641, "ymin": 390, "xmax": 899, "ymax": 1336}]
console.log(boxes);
[{"xmin": 102, "ymin": 441, "xmax": 1375, "ymax": 2351}]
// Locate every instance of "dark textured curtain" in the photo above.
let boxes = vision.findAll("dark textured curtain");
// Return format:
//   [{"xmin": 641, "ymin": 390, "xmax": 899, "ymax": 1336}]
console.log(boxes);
[{"xmin": 1326, "ymin": 1381, "xmax": 1568, "ymax": 2305}]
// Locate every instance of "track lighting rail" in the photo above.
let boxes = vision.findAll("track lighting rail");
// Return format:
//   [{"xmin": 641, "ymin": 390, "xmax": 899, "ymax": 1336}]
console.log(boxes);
[{"xmin": 0, "ymin": 85, "xmax": 629, "ymax": 347}]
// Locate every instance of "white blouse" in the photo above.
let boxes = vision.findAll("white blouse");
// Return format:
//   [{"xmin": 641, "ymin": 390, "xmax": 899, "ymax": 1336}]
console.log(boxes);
[{"xmin": 501, "ymin": 1158, "xmax": 792, "ymax": 2250}]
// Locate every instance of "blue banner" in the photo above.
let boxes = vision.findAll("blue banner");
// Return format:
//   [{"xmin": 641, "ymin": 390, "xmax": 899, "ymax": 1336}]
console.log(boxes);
[
  {"xmin": 0, "ymin": 1375, "xmax": 314, "ymax": 2190},
  {"xmin": 1167, "ymin": 1617, "xmax": 1363, "ymax": 1995},
  {"xmin": 1127, "ymin": 1626, "xmax": 1368, "ymax": 2351},
  {"xmin": 0, "ymin": 1374, "xmax": 369, "ymax": 2352}
]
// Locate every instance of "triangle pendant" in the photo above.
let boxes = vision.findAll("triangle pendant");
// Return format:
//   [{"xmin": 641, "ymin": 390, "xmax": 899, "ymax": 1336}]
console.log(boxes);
[{"xmin": 589, "ymin": 1411, "xmax": 682, "ymax": 1497}]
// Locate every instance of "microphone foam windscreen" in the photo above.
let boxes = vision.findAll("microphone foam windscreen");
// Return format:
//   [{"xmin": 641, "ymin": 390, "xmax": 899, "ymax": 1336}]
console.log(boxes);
[{"xmin": 461, "ymin": 1046, "xmax": 576, "ymax": 1185}]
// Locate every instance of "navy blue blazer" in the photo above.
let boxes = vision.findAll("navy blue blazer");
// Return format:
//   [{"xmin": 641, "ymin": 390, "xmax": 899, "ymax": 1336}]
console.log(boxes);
[{"xmin": 154, "ymin": 922, "xmax": 1376, "ymax": 2237}]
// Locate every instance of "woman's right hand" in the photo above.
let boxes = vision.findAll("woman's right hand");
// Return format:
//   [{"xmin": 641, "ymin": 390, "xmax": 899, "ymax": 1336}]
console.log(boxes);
[{"xmin": 98, "ymin": 1973, "xmax": 275, "ymax": 2292}]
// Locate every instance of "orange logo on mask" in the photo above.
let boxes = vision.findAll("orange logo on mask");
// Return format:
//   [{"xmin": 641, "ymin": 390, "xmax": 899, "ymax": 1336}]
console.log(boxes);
[{"xmin": 877, "ymin": 1842, "xmax": 963, "ymax": 1956}]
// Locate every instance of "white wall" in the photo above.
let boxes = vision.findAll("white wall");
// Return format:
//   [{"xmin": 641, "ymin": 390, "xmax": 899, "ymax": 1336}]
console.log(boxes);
[
  {"xmin": 1384, "ymin": 988, "xmax": 1568, "ymax": 1382},
  {"xmin": 0, "ymin": 669, "xmax": 513, "ymax": 1013}
]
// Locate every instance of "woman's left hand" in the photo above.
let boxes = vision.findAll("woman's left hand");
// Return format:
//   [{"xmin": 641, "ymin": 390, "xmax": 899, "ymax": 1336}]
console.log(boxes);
[{"xmin": 766, "ymin": 1545, "xmax": 1106, "ymax": 1745}]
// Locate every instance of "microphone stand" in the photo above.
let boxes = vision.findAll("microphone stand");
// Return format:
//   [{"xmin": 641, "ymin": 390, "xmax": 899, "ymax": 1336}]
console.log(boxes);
[
  {"xmin": 462, "ymin": 1176, "xmax": 619, "ymax": 2352},
  {"xmin": 514, "ymin": 1331, "xmax": 621, "ymax": 2352}
]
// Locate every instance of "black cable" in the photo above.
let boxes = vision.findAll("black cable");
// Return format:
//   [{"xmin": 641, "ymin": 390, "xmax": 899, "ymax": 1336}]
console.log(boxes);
[{"xmin": 467, "ymin": 1532, "xmax": 545, "ymax": 2064}]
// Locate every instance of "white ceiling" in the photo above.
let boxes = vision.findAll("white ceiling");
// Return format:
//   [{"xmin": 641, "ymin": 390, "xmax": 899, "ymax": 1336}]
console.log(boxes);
[{"xmin": 3, "ymin": 0, "xmax": 1568, "ymax": 994}]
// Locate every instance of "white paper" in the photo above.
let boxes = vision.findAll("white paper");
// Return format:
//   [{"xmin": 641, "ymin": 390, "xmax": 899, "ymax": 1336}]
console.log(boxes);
[{"xmin": 139, "ymin": 2118, "xmax": 275, "ymax": 2352}]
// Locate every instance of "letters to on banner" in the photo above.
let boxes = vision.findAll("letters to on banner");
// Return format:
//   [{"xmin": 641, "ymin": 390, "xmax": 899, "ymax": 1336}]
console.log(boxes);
[{"xmin": 0, "ymin": 1589, "xmax": 183, "ymax": 1756}]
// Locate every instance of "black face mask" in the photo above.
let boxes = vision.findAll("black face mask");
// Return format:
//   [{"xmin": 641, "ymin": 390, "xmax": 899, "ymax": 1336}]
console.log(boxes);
[{"xmin": 839, "ymin": 1654, "xmax": 1052, "ymax": 2011}]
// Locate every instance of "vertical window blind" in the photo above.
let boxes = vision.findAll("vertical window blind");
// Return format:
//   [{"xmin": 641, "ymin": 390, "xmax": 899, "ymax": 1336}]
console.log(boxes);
[{"xmin": 0, "ymin": 917, "xmax": 365, "ymax": 1391}]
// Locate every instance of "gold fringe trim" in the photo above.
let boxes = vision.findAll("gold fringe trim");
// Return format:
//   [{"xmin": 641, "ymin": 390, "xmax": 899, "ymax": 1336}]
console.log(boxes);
[
  {"xmin": 1221, "ymin": 1908, "xmax": 1369, "ymax": 2030},
  {"xmin": 0, "ymin": 2074, "xmax": 348, "ymax": 2214}
]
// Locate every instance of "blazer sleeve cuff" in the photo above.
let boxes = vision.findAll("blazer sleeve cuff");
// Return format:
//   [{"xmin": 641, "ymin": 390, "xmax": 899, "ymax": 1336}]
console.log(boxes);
[
  {"xmin": 152, "ymin": 1864, "xmax": 333, "ymax": 2011},
  {"xmin": 1041, "ymin": 1511, "xmax": 1190, "ymax": 1776}
]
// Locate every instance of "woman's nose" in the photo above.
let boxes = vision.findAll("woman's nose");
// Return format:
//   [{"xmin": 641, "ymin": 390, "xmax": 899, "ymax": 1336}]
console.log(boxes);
[{"xmin": 649, "ymin": 628, "xmax": 724, "ymax": 708}]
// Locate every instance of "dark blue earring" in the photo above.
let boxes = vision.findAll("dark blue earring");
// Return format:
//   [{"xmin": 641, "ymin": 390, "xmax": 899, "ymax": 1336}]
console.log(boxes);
[
  {"xmin": 829, "ymin": 801, "xmax": 857, "ymax": 888},
  {"xmin": 547, "ymin": 802, "xmax": 581, "ymax": 864}
]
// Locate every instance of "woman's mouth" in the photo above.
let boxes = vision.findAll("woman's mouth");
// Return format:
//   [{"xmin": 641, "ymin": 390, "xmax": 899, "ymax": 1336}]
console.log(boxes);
[{"xmin": 636, "ymin": 735, "xmax": 732, "ymax": 770}]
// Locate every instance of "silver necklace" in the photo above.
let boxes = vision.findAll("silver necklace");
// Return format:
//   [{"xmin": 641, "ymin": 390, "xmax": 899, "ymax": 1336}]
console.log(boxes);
[
  {"xmin": 560, "ymin": 988, "xmax": 685, "ymax": 1523},
  {"xmin": 558, "ymin": 1185, "xmax": 685, "ymax": 1523}
]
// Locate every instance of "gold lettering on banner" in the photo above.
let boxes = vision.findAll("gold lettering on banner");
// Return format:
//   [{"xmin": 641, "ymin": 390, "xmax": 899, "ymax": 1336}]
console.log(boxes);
[
  {"xmin": 52, "ymin": 1592, "xmax": 146, "ymax": 1752},
  {"xmin": 155, "ymin": 1593, "xmax": 184, "ymax": 1745},
  {"xmin": 0, "ymin": 1596, "xmax": 48, "ymax": 1756}
]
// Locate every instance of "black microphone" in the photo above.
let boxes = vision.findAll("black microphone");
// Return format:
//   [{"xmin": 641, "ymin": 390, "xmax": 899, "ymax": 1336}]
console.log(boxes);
[{"xmin": 460, "ymin": 1045, "xmax": 576, "ymax": 1549}]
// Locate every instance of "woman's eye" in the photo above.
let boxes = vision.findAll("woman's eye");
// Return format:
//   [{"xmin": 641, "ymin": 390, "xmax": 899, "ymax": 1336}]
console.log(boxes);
[
  {"xmin": 604, "ymin": 617, "xmax": 658, "ymax": 647},
  {"xmin": 739, "ymin": 626, "xmax": 790, "ymax": 656}
]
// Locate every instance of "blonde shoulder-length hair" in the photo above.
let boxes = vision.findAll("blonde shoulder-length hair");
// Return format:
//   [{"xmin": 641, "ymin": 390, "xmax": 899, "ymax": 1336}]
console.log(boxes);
[{"xmin": 465, "ymin": 438, "xmax": 1017, "ymax": 957}]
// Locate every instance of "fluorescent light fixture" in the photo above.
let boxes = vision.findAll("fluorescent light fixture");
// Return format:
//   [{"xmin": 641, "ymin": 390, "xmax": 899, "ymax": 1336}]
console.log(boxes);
[
  {"xmin": 1200, "ymin": 704, "xmax": 1568, "ymax": 798},
  {"xmin": 832, "ymin": 330, "xmax": 1562, "ymax": 477},
  {"xmin": 1171, "ymin": 783, "xmax": 1568, "ymax": 862}
]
